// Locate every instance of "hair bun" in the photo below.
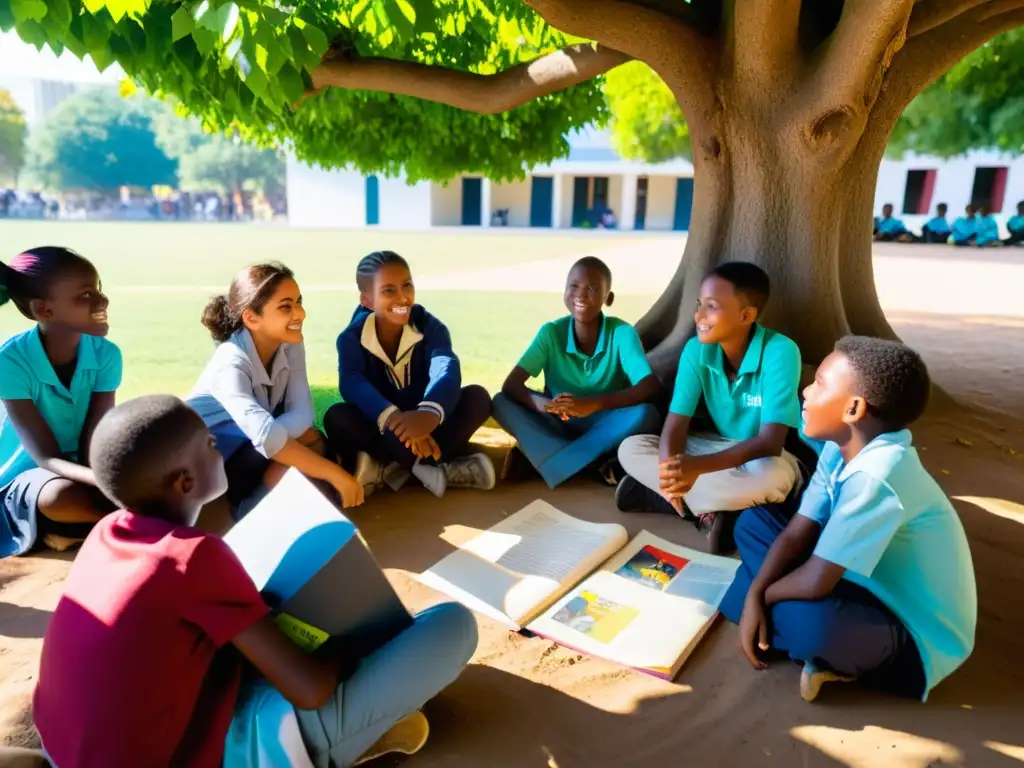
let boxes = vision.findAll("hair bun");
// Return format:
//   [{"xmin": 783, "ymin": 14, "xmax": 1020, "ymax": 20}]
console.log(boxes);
[{"xmin": 201, "ymin": 294, "xmax": 235, "ymax": 343}]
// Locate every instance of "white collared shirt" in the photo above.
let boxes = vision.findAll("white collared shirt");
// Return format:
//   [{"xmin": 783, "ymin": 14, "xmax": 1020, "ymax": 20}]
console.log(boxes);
[{"xmin": 188, "ymin": 329, "xmax": 314, "ymax": 458}]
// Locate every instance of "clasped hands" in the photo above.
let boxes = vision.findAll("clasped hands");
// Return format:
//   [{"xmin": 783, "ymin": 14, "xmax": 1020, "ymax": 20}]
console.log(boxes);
[
  {"xmin": 658, "ymin": 453, "xmax": 701, "ymax": 515},
  {"xmin": 386, "ymin": 410, "xmax": 441, "ymax": 460},
  {"xmin": 543, "ymin": 393, "xmax": 601, "ymax": 421}
]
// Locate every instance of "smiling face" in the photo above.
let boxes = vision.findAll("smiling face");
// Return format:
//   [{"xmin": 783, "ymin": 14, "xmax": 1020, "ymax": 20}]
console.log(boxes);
[
  {"xmin": 243, "ymin": 277, "xmax": 305, "ymax": 344},
  {"xmin": 362, "ymin": 262, "xmax": 415, "ymax": 328},
  {"xmin": 694, "ymin": 275, "xmax": 757, "ymax": 344},
  {"xmin": 31, "ymin": 261, "xmax": 110, "ymax": 337},
  {"xmin": 563, "ymin": 264, "xmax": 609, "ymax": 324}
]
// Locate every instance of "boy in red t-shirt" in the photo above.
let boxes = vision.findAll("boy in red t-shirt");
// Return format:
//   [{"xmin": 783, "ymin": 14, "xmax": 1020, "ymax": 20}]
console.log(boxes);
[{"xmin": 34, "ymin": 395, "xmax": 477, "ymax": 767}]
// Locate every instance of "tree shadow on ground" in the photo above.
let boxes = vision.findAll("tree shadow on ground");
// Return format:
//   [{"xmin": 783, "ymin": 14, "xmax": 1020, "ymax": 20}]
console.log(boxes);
[{"xmin": 0, "ymin": 605, "xmax": 51, "ymax": 641}]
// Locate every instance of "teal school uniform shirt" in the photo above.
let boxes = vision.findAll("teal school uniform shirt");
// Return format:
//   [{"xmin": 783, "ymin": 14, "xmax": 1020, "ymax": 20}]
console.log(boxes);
[
  {"xmin": 924, "ymin": 216, "xmax": 951, "ymax": 235},
  {"xmin": 797, "ymin": 431, "xmax": 977, "ymax": 700},
  {"xmin": 951, "ymin": 215, "xmax": 976, "ymax": 242},
  {"xmin": 876, "ymin": 216, "xmax": 907, "ymax": 236},
  {"xmin": 1007, "ymin": 214, "xmax": 1024, "ymax": 233},
  {"xmin": 669, "ymin": 325, "xmax": 801, "ymax": 440},
  {"xmin": 0, "ymin": 327, "xmax": 123, "ymax": 487},
  {"xmin": 974, "ymin": 214, "xmax": 1000, "ymax": 245},
  {"xmin": 516, "ymin": 315, "xmax": 652, "ymax": 398}
]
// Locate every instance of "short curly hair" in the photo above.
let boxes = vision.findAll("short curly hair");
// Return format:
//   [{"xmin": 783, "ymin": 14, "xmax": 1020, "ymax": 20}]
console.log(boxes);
[
  {"xmin": 90, "ymin": 395, "xmax": 209, "ymax": 510},
  {"xmin": 834, "ymin": 336, "xmax": 931, "ymax": 430}
]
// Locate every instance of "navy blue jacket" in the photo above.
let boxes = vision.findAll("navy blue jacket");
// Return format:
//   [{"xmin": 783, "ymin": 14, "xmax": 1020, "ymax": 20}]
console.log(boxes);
[{"xmin": 337, "ymin": 305, "xmax": 462, "ymax": 426}]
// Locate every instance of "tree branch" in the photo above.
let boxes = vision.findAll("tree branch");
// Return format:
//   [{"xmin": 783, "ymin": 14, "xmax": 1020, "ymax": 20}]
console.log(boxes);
[
  {"xmin": 524, "ymin": 0, "xmax": 719, "ymax": 117},
  {"xmin": 732, "ymin": 0, "xmax": 802, "ymax": 87},
  {"xmin": 877, "ymin": 2, "xmax": 1024, "ymax": 125},
  {"xmin": 908, "ymin": 0, "xmax": 988, "ymax": 36},
  {"xmin": 810, "ymin": 0, "xmax": 915, "ymax": 113},
  {"xmin": 306, "ymin": 44, "xmax": 629, "ymax": 115}
]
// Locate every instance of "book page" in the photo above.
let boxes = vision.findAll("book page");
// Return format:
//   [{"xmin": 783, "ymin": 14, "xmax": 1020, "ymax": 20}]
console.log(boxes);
[
  {"xmin": 418, "ymin": 501, "xmax": 628, "ymax": 628},
  {"xmin": 527, "ymin": 531, "xmax": 739, "ymax": 676}
]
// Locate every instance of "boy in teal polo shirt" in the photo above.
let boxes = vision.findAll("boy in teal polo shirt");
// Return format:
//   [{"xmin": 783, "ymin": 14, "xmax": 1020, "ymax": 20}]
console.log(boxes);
[
  {"xmin": 1003, "ymin": 200, "xmax": 1024, "ymax": 245},
  {"xmin": 493, "ymin": 257, "xmax": 661, "ymax": 488},
  {"xmin": 617, "ymin": 262, "xmax": 802, "ymax": 553},
  {"xmin": 721, "ymin": 337, "xmax": 976, "ymax": 702}
]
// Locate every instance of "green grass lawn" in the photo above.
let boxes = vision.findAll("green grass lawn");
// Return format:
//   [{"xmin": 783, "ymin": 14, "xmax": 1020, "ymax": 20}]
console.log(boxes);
[{"xmin": 0, "ymin": 222, "xmax": 667, "ymax": 418}]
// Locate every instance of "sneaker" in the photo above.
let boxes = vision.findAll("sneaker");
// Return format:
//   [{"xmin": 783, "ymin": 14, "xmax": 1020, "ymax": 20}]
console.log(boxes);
[
  {"xmin": 413, "ymin": 460, "xmax": 448, "ymax": 498},
  {"xmin": 615, "ymin": 475, "xmax": 679, "ymax": 516},
  {"xmin": 799, "ymin": 661, "xmax": 855, "ymax": 702},
  {"xmin": 383, "ymin": 461, "xmax": 411, "ymax": 492},
  {"xmin": 354, "ymin": 452, "xmax": 383, "ymax": 498},
  {"xmin": 500, "ymin": 445, "xmax": 538, "ymax": 482},
  {"xmin": 445, "ymin": 453, "xmax": 497, "ymax": 490},
  {"xmin": 354, "ymin": 710, "xmax": 430, "ymax": 766}
]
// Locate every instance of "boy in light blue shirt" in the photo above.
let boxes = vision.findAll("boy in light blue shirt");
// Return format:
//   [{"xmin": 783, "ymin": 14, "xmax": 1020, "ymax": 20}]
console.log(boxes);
[
  {"xmin": 719, "ymin": 336, "xmax": 976, "ymax": 702},
  {"xmin": 873, "ymin": 204, "xmax": 911, "ymax": 242},
  {"xmin": 972, "ymin": 205, "xmax": 1001, "ymax": 247},
  {"xmin": 951, "ymin": 204, "xmax": 977, "ymax": 246},
  {"xmin": 1004, "ymin": 200, "xmax": 1024, "ymax": 245},
  {"xmin": 918, "ymin": 203, "xmax": 951, "ymax": 243}
]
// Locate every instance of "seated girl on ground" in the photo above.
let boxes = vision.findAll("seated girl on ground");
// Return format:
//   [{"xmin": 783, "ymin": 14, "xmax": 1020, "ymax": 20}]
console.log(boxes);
[
  {"xmin": 0, "ymin": 247, "xmax": 120, "ymax": 556},
  {"xmin": 323, "ymin": 251, "xmax": 494, "ymax": 499},
  {"xmin": 493, "ymin": 256, "xmax": 661, "ymax": 488},
  {"xmin": 188, "ymin": 262, "xmax": 363, "ymax": 518}
]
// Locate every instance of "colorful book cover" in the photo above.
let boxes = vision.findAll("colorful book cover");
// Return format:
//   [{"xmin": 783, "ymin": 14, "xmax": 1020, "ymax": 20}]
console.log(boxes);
[
  {"xmin": 615, "ymin": 545, "xmax": 689, "ymax": 590},
  {"xmin": 551, "ymin": 591, "xmax": 640, "ymax": 644},
  {"xmin": 274, "ymin": 612, "xmax": 330, "ymax": 652}
]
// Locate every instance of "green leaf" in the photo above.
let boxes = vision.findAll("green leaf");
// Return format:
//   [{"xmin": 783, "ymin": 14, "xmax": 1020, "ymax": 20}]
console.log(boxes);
[
  {"xmin": 192, "ymin": 26, "xmax": 217, "ymax": 56},
  {"xmin": 300, "ymin": 23, "xmax": 328, "ymax": 57},
  {"xmin": 276, "ymin": 61, "xmax": 304, "ymax": 103},
  {"xmin": 89, "ymin": 42, "xmax": 116, "ymax": 71},
  {"xmin": 171, "ymin": 6, "xmax": 194, "ymax": 42},
  {"xmin": 102, "ymin": 0, "xmax": 149, "ymax": 23},
  {"xmin": 287, "ymin": 25, "xmax": 319, "ymax": 71},
  {"xmin": 242, "ymin": 64, "xmax": 268, "ymax": 97},
  {"xmin": 43, "ymin": 0, "xmax": 71, "ymax": 28},
  {"xmin": 81, "ymin": 12, "xmax": 110, "ymax": 52},
  {"xmin": 197, "ymin": 0, "xmax": 238, "ymax": 41},
  {"xmin": 10, "ymin": 0, "xmax": 47, "ymax": 23},
  {"xmin": 254, "ymin": 23, "xmax": 286, "ymax": 75},
  {"xmin": 387, "ymin": 0, "xmax": 414, "ymax": 41}
]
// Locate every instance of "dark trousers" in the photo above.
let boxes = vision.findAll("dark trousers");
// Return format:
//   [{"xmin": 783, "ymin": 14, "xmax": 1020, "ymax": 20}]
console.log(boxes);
[
  {"xmin": 1003, "ymin": 230, "xmax": 1024, "ymax": 245},
  {"xmin": 323, "ymin": 385, "xmax": 492, "ymax": 471},
  {"xmin": 916, "ymin": 228, "xmax": 950, "ymax": 244},
  {"xmin": 719, "ymin": 505, "xmax": 925, "ymax": 698}
]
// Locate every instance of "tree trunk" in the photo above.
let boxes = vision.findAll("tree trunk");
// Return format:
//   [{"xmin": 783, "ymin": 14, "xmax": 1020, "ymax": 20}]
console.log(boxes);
[{"xmin": 636, "ymin": 117, "xmax": 895, "ymax": 380}]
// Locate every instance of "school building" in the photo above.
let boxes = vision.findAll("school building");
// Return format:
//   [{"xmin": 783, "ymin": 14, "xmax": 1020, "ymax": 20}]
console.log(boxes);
[{"xmin": 287, "ymin": 129, "xmax": 1024, "ymax": 233}]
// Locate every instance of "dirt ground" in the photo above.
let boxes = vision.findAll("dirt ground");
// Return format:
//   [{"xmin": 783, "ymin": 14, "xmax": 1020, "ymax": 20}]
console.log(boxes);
[{"xmin": 2, "ymin": 244, "xmax": 1023, "ymax": 767}]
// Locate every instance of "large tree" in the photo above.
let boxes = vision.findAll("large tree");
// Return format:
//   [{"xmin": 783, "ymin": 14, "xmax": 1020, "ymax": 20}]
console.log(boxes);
[
  {"xmin": 0, "ymin": 88, "xmax": 27, "ymax": 185},
  {"xmin": 4, "ymin": 0, "xmax": 1022, "ymax": 372},
  {"xmin": 22, "ymin": 86, "xmax": 177, "ymax": 191}
]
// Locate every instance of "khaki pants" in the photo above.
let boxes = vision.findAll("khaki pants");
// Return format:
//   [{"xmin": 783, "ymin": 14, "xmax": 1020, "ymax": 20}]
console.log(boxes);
[{"xmin": 617, "ymin": 433, "xmax": 800, "ymax": 516}]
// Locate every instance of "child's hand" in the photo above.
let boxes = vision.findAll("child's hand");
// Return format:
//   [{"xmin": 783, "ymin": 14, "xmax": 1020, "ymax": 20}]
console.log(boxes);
[
  {"xmin": 738, "ymin": 593, "xmax": 770, "ymax": 670},
  {"xmin": 390, "ymin": 410, "xmax": 440, "ymax": 442},
  {"xmin": 658, "ymin": 455, "xmax": 699, "ymax": 498},
  {"xmin": 547, "ymin": 394, "xmax": 600, "ymax": 419},
  {"xmin": 332, "ymin": 469, "xmax": 365, "ymax": 509},
  {"xmin": 406, "ymin": 435, "xmax": 441, "ymax": 461}
]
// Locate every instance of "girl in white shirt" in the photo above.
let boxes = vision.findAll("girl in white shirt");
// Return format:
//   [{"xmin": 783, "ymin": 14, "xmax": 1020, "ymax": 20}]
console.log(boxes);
[{"xmin": 188, "ymin": 262, "xmax": 362, "ymax": 517}]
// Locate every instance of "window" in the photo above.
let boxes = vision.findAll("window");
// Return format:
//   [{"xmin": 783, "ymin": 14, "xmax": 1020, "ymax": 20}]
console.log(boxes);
[
  {"xmin": 971, "ymin": 166, "xmax": 1008, "ymax": 212},
  {"xmin": 902, "ymin": 169, "xmax": 936, "ymax": 215},
  {"xmin": 635, "ymin": 177, "xmax": 649, "ymax": 230}
]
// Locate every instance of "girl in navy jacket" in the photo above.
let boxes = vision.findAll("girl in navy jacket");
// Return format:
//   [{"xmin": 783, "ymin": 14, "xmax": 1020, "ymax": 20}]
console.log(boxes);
[{"xmin": 323, "ymin": 251, "xmax": 494, "ymax": 498}]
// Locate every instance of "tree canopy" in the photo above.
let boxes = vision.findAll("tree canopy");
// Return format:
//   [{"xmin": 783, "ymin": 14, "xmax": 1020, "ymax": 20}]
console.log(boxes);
[
  {"xmin": 0, "ymin": 88, "xmax": 27, "ymax": 185},
  {"xmin": 23, "ymin": 85, "xmax": 178, "ymax": 190}
]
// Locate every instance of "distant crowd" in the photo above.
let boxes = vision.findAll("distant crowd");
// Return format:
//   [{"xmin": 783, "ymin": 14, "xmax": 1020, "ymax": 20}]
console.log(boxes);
[{"xmin": 874, "ymin": 201, "xmax": 1024, "ymax": 247}]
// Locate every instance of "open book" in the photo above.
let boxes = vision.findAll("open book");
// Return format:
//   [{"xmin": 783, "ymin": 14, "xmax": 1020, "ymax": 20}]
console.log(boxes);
[{"xmin": 418, "ymin": 500, "xmax": 739, "ymax": 679}]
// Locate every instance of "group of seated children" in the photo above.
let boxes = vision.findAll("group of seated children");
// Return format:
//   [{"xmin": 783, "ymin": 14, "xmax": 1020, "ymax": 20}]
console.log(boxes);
[
  {"xmin": 874, "ymin": 200, "xmax": 1024, "ymax": 246},
  {"xmin": 1, "ymin": 243, "xmax": 977, "ymax": 766}
]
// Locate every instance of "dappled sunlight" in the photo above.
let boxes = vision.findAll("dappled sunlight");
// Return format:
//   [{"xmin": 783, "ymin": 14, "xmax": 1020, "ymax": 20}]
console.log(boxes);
[
  {"xmin": 438, "ymin": 524, "xmax": 494, "ymax": 549},
  {"xmin": 790, "ymin": 725, "xmax": 964, "ymax": 767},
  {"xmin": 984, "ymin": 742, "xmax": 1024, "ymax": 762},
  {"xmin": 954, "ymin": 496, "xmax": 1024, "ymax": 525}
]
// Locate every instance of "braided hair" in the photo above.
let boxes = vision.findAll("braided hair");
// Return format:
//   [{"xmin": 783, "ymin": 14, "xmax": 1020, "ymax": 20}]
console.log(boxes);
[{"xmin": 356, "ymin": 250, "xmax": 409, "ymax": 292}]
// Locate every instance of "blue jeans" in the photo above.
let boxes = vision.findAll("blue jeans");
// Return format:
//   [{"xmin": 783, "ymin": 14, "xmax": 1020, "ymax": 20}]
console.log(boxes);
[
  {"xmin": 294, "ymin": 602, "xmax": 477, "ymax": 767},
  {"xmin": 720, "ymin": 505, "xmax": 925, "ymax": 697},
  {"xmin": 492, "ymin": 394, "xmax": 661, "ymax": 488}
]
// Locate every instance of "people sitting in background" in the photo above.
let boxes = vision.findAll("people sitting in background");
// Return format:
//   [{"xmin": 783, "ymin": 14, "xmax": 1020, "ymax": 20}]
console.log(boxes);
[
  {"xmin": 616, "ymin": 262, "xmax": 802, "ymax": 554},
  {"xmin": 323, "ymin": 251, "xmax": 495, "ymax": 500},
  {"xmin": 719, "ymin": 337, "xmax": 976, "ymax": 704},
  {"xmin": 951, "ymin": 204, "xmax": 977, "ymax": 246},
  {"xmin": 33, "ymin": 394, "xmax": 478, "ymax": 768},
  {"xmin": 973, "ymin": 206, "xmax": 1001, "ymax": 247},
  {"xmin": 493, "ymin": 257, "xmax": 661, "ymax": 488},
  {"xmin": 187, "ymin": 263, "xmax": 363, "ymax": 519},
  {"xmin": 1003, "ymin": 200, "xmax": 1024, "ymax": 246},
  {"xmin": 873, "ymin": 204, "xmax": 912, "ymax": 242},
  {"xmin": 918, "ymin": 203, "xmax": 951, "ymax": 243},
  {"xmin": 600, "ymin": 209, "xmax": 618, "ymax": 229}
]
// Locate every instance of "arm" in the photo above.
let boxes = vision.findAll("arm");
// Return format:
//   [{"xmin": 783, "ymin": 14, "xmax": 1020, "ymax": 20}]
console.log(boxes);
[
  {"xmin": 669, "ymin": 423, "xmax": 789, "ymax": 476},
  {"xmin": 232, "ymin": 616, "xmax": 341, "ymax": 711},
  {"xmin": 748, "ymin": 515, "xmax": 824, "ymax": 601},
  {"xmin": 275, "ymin": 343, "xmax": 316, "ymax": 439},
  {"xmin": 78, "ymin": 390, "xmax": 117, "ymax": 466},
  {"xmin": 418, "ymin": 315, "xmax": 462, "ymax": 422},
  {"xmin": 764, "ymin": 554, "xmax": 845, "ymax": 605},
  {"xmin": 558, "ymin": 325, "xmax": 660, "ymax": 415},
  {"xmin": 591, "ymin": 374, "xmax": 661, "ymax": 411},
  {"xmin": 501, "ymin": 366, "xmax": 553, "ymax": 414},
  {"xmin": 2, "ymin": 400, "xmax": 97, "ymax": 486},
  {"xmin": 337, "ymin": 331, "xmax": 397, "ymax": 432}
]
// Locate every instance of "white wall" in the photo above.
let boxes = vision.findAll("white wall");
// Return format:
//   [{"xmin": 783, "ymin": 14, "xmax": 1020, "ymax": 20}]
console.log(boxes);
[
  {"xmin": 378, "ymin": 176, "xmax": 432, "ymax": 230},
  {"xmin": 558, "ymin": 175, "xmax": 574, "ymax": 228},
  {"xmin": 491, "ymin": 178, "xmax": 532, "ymax": 227},
  {"xmin": 607, "ymin": 176, "xmax": 623, "ymax": 218},
  {"xmin": 431, "ymin": 181, "xmax": 462, "ymax": 226},
  {"xmin": 286, "ymin": 157, "xmax": 365, "ymax": 228},
  {"xmin": 646, "ymin": 176, "xmax": 677, "ymax": 231}
]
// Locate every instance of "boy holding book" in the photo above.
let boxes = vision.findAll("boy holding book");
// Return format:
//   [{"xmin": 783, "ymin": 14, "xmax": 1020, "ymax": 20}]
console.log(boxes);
[
  {"xmin": 721, "ymin": 337, "xmax": 976, "ymax": 702},
  {"xmin": 616, "ymin": 262, "xmax": 802, "ymax": 553},
  {"xmin": 33, "ymin": 395, "xmax": 477, "ymax": 767}
]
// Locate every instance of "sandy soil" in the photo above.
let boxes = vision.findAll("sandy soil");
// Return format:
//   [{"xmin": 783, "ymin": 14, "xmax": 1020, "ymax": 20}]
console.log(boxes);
[{"xmin": 2, "ymin": 244, "xmax": 1023, "ymax": 768}]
